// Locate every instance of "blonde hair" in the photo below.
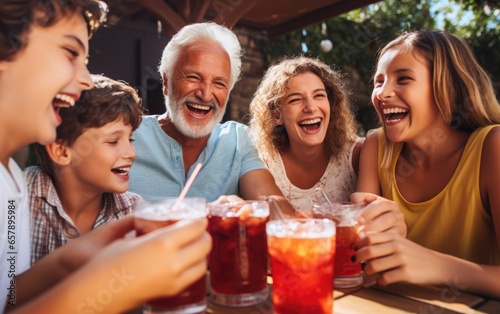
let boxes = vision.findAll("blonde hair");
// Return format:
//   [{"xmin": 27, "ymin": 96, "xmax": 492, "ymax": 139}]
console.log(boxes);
[
  {"xmin": 376, "ymin": 30, "xmax": 500, "ymax": 168},
  {"xmin": 249, "ymin": 56, "xmax": 358, "ymax": 159}
]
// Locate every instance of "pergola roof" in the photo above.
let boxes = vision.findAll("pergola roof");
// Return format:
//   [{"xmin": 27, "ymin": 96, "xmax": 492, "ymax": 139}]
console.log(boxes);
[{"xmin": 105, "ymin": 0, "xmax": 381, "ymax": 37}]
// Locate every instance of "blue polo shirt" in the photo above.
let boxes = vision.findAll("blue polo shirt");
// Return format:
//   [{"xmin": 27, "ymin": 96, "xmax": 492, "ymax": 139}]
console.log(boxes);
[{"xmin": 129, "ymin": 115, "xmax": 266, "ymax": 201}]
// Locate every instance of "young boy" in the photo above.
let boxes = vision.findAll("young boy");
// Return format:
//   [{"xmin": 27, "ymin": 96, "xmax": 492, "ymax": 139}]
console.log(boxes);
[
  {"xmin": 26, "ymin": 74, "xmax": 144, "ymax": 264},
  {"xmin": 1, "ymin": 2, "xmax": 210, "ymax": 311}
]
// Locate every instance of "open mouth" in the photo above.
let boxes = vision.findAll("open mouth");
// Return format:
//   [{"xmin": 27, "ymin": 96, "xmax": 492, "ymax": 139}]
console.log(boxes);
[
  {"xmin": 298, "ymin": 117, "xmax": 322, "ymax": 131},
  {"xmin": 187, "ymin": 102, "xmax": 212, "ymax": 117},
  {"xmin": 383, "ymin": 107, "xmax": 408, "ymax": 123},
  {"xmin": 53, "ymin": 93, "xmax": 76, "ymax": 109},
  {"xmin": 111, "ymin": 167, "xmax": 131, "ymax": 176}
]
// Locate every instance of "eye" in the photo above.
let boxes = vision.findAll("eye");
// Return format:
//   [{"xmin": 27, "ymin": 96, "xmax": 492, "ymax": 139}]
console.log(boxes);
[
  {"xmin": 374, "ymin": 79, "xmax": 384, "ymax": 88},
  {"xmin": 398, "ymin": 76, "xmax": 411, "ymax": 83},
  {"xmin": 288, "ymin": 98, "xmax": 301, "ymax": 104},
  {"xmin": 64, "ymin": 48, "xmax": 78, "ymax": 59},
  {"xmin": 187, "ymin": 75, "xmax": 201, "ymax": 82},
  {"xmin": 214, "ymin": 81, "xmax": 228, "ymax": 88},
  {"xmin": 107, "ymin": 140, "xmax": 118, "ymax": 145}
]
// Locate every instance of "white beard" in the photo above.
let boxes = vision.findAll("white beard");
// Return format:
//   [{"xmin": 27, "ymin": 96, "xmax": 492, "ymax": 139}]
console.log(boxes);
[{"xmin": 165, "ymin": 83, "xmax": 227, "ymax": 138}]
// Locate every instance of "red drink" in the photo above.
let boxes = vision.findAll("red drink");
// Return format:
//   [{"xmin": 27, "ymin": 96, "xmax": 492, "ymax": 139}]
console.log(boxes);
[
  {"xmin": 135, "ymin": 217, "xmax": 206, "ymax": 308},
  {"xmin": 133, "ymin": 198, "xmax": 207, "ymax": 314},
  {"xmin": 208, "ymin": 216, "xmax": 268, "ymax": 293},
  {"xmin": 335, "ymin": 226, "xmax": 362, "ymax": 277},
  {"xmin": 267, "ymin": 219, "xmax": 336, "ymax": 314},
  {"xmin": 312, "ymin": 202, "xmax": 364, "ymax": 288},
  {"xmin": 207, "ymin": 201, "xmax": 269, "ymax": 306}
]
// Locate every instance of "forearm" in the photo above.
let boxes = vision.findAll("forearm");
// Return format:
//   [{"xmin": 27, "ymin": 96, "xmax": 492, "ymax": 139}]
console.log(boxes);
[
  {"xmin": 239, "ymin": 169, "xmax": 295, "ymax": 218},
  {"xmin": 10, "ymin": 262, "xmax": 140, "ymax": 314},
  {"xmin": 7, "ymin": 248, "xmax": 70, "ymax": 311},
  {"xmin": 436, "ymin": 252, "xmax": 500, "ymax": 299}
]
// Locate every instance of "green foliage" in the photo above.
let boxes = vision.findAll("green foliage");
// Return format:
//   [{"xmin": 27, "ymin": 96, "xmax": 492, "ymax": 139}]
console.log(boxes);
[
  {"xmin": 262, "ymin": 0, "xmax": 500, "ymax": 131},
  {"xmin": 452, "ymin": 0, "xmax": 500, "ymax": 89}
]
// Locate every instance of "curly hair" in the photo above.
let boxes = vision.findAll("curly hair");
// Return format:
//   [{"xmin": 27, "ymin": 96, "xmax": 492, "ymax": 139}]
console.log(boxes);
[
  {"xmin": 0, "ymin": 0, "xmax": 105, "ymax": 61},
  {"xmin": 249, "ymin": 56, "xmax": 358, "ymax": 160},
  {"xmin": 34, "ymin": 74, "xmax": 145, "ymax": 179}
]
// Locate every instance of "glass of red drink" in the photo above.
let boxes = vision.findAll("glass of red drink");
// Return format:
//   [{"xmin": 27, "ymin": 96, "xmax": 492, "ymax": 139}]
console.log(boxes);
[
  {"xmin": 267, "ymin": 219, "xmax": 336, "ymax": 314},
  {"xmin": 207, "ymin": 200, "xmax": 269, "ymax": 306},
  {"xmin": 312, "ymin": 202, "xmax": 364, "ymax": 288},
  {"xmin": 134, "ymin": 198, "xmax": 207, "ymax": 314}
]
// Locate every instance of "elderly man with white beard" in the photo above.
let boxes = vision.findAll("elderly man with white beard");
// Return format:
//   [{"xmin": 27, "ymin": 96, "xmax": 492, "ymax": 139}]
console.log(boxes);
[{"xmin": 129, "ymin": 22, "xmax": 294, "ymax": 217}]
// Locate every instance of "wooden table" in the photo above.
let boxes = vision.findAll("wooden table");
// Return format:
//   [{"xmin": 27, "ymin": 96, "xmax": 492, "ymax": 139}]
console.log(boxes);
[
  {"xmin": 206, "ymin": 276, "xmax": 500, "ymax": 314},
  {"xmin": 128, "ymin": 275, "xmax": 499, "ymax": 313}
]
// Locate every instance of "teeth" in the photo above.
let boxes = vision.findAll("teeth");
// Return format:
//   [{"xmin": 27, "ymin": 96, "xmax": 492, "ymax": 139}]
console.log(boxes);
[
  {"xmin": 188, "ymin": 103, "xmax": 210, "ymax": 111},
  {"xmin": 383, "ymin": 107, "xmax": 408, "ymax": 114},
  {"xmin": 299, "ymin": 118, "xmax": 321, "ymax": 125},
  {"xmin": 54, "ymin": 94, "xmax": 75, "ymax": 107},
  {"xmin": 113, "ymin": 167, "xmax": 130, "ymax": 173}
]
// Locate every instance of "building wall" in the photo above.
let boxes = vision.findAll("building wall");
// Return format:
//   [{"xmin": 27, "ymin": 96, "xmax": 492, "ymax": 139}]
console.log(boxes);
[
  {"xmin": 230, "ymin": 26, "xmax": 267, "ymax": 124},
  {"xmin": 88, "ymin": 15, "xmax": 168, "ymax": 115}
]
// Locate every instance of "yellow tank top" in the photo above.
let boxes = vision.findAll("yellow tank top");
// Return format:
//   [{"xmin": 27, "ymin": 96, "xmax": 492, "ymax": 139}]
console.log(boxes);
[{"xmin": 378, "ymin": 126, "xmax": 500, "ymax": 265}]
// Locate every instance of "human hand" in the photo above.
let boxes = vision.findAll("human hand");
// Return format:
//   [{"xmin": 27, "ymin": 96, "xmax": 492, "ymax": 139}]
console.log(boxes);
[
  {"xmin": 212, "ymin": 195, "xmax": 245, "ymax": 204},
  {"xmin": 17, "ymin": 218, "xmax": 212, "ymax": 314},
  {"xmin": 80, "ymin": 218, "xmax": 211, "ymax": 308},
  {"xmin": 350, "ymin": 192, "xmax": 407, "ymax": 237},
  {"xmin": 57, "ymin": 215, "xmax": 136, "ymax": 275},
  {"xmin": 354, "ymin": 232, "xmax": 446, "ymax": 287}
]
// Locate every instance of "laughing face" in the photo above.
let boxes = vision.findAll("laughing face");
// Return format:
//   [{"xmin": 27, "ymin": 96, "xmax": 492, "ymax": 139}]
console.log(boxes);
[
  {"xmin": 164, "ymin": 40, "xmax": 231, "ymax": 139},
  {"xmin": 0, "ymin": 12, "xmax": 93, "ymax": 156},
  {"xmin": 279, "ymin": 72, "xmax": 330, "ymax": 149},
  {"xmin": 67, "ymin": 118, "xmax": 136, "ymax": 194},
  {"xmin": 372, "ymin": 47, "xmax": 443, "ymax": 143}
]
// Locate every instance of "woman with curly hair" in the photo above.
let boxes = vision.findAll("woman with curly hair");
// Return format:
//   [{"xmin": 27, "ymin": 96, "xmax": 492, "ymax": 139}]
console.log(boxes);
[{"xmin": 249, "ymin": 56, "xmax": 363, "ymax": 216}]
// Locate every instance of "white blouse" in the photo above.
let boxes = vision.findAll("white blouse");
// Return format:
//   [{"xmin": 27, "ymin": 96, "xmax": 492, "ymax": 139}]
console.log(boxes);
[{"xmin": 261, "ymin": 140, "xmax": 360, "ymax": 215}]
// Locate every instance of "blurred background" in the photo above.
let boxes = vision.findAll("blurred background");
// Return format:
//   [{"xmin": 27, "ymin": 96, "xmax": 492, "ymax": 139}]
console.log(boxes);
[{"xmin": 15, "ymin": 0, "xmax": 500, "ymax": 166}]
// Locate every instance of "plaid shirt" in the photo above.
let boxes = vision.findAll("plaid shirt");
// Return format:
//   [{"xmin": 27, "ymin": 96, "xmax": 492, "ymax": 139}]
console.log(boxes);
[{"xmin": 24, "ymin": 166, "xmax": 142, "ymax": 265}]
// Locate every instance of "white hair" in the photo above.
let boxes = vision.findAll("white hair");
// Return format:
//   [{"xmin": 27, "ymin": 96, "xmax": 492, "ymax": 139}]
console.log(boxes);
[{"xmin": 158, "ymin": 22, "xmax": 243, "ymax": 92}]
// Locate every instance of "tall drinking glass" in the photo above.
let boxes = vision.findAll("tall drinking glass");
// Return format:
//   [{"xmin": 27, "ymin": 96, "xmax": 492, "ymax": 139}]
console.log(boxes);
[
  {"xmin": 207, "ymin": 200, "xmax": 269, "ymax": 306},
  {"xmin": 134, "ymin": 198, "xmax": 207, "ymax": 314},
  {"xmin": 312, "ymin": 202, "xmax": 364, "ymax": 288},
  {"xmin": 267, "ymin": 219, "xmax": 336, "ymax": 314}
]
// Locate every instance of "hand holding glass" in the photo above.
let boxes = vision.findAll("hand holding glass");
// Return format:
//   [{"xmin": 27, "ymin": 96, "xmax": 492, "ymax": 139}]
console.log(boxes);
[{"xmin": 134, "ymin": 198, "xmax": 207, "ymax": 314}]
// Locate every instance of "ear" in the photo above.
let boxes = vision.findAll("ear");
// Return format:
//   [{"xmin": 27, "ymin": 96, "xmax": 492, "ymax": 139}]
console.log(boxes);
[
  {"xmin": 162, "ymin": 73, "xmax": 168, "ymax": 96},
  {"xmin": 45, "ymin": 140, "xmax": 72, "ymax": 166}
]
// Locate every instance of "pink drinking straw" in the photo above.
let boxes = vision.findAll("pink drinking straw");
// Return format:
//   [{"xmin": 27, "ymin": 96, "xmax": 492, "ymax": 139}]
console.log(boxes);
[{"xmin": 173, "ymin": 163, "xmax": 202, "ymax": 210}]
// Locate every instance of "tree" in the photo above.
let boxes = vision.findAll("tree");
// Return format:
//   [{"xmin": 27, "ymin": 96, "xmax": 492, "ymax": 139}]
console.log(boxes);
[{"xmin": 262, "ymin": 0, "xmax": 500, "ymax": 131}]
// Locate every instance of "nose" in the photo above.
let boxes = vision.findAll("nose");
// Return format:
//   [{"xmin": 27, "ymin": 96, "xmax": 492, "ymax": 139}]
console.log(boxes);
[
  {"xmin": 77, "ymin": 64, "xmax": 94, "ymax": 91},
  {"xmin": 302, "ymin": 97, "xmax": 316, "ymax": 113},
  {"xmin": 194, "ymin": 82, "xmax": 213, "ymax": 103},
  {"xmin": 374, "ymin": 82, "xmax": 394, "ymax": 100},
  {"xmin": 124, "ymin": 141, "xmax": 136, "ymax": 161}
]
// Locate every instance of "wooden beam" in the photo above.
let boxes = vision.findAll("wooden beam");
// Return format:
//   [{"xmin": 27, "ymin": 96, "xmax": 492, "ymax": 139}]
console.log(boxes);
[
  {"xmin": 169, "ymin": 0, "xmax": 190, "ymax": 21},
  {"xmin": 190, "ymin": 0, "xmax": 214, "ymax": 24},
  {"xmin": 138, "ymin": 0, "xmax": 187, "ymax": 34},
  {"xmin": 267, "ymin": 0, "xmax": 381, "ymax": 38},
  {"xmin": 212, "ymin": 0, "xmax": 265, "ymax": 28}
]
